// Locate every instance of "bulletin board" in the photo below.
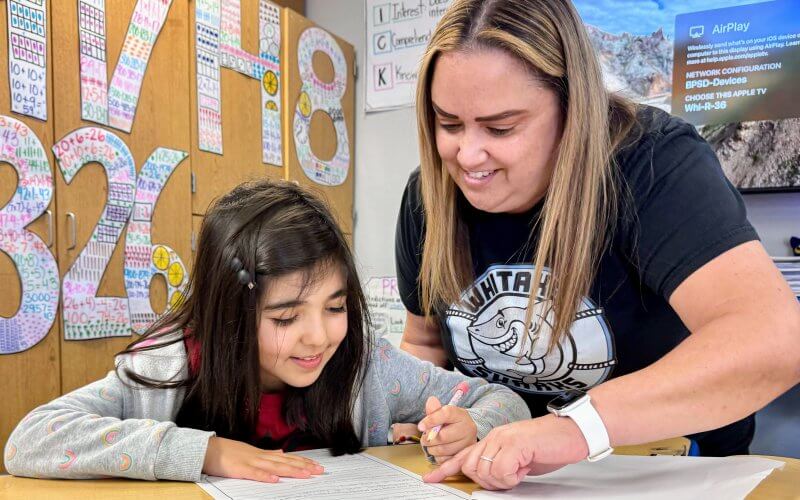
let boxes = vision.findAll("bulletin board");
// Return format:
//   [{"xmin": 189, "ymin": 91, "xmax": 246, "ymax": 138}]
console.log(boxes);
[
  {"xmin": 50, "ymin": 0, "xmax": 193, "ymax": 393},
  {"xmin": 0, "ymin": 0, "xmax": 355, "ymax": 475}
]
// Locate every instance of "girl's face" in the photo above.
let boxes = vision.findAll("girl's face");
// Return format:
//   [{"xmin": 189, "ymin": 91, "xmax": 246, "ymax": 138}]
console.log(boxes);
[
  {"xmin": 257, "ymin": 265, "xmax": 349, "ymax": 392},
  {"xmin": 430, "ymin": 47, "xmax": 564, "ymax": 214}
]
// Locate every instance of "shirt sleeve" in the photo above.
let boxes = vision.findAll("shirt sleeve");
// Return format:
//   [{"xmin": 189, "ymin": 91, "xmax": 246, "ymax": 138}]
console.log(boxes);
[
  {"xmin": 4, "ymin": 359, "xmax": 213, "ymax": 482},
  {"xmin": 373, "ymin": 337, "xmax": 531, "ymax": 439},
  {"xmin": 619, "ymin": 114, "xmax": 759, "ymax": 299},
  {"xmin": 395, "ymin": 169, "xmax": 425, "ymax": 315}
]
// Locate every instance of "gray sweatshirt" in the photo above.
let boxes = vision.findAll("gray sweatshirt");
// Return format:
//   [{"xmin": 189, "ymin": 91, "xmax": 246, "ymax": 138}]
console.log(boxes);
[{"xmin": 4, "ymin": 335, "xmax": 530, "ymax": 482}]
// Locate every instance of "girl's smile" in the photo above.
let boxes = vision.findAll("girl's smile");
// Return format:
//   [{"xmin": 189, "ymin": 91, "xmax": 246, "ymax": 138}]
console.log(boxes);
[{"xmin": 258, "ymin": 265, "xmax": 349, "ymax": 392}]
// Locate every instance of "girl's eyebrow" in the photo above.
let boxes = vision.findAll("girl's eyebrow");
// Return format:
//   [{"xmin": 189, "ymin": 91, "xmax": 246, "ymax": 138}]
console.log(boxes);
[{"xmin": 263, "ymin": 288, "xmax": 347, "ymax": 311}]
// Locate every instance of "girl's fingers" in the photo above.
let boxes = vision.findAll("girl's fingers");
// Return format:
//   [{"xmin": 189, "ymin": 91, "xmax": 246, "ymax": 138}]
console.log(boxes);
[
  {"xmin": 257, "ymin": 457, "xmax": 319, "ymax": 478},
  {"xmin": 262, "ymin": 451, "xmax": 323, "ymax": 471},
  {"xmin": 245, "ymin": 466, "xmax": 279, "ymax": 483},
  {"xmin": 434, "ymin": 454, "xmax": 453, "ymax": 464},
  {"xmin": 425, "ymin": 439, "xmax": 472, "ymax": 458},
  {"xmin": 421, "ymin": 422, "xmax": 464, "ymax": 446}
]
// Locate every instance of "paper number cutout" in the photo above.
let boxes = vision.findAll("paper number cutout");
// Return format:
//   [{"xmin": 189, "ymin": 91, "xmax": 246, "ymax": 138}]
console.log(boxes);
[
  {"xmin": 53, "ymin": 128, "xmax": 136, "ymax": 340},
  {"xmin": 0, "ymin": 116, "xmax": 59, "ymax": 354},
  {"xmin": 293, "ymin": 27, "xmax": 349, "ymax": 186},
  {"xmin": 124, "ymin": 148, "xmax": 189, "ymax": 334}
]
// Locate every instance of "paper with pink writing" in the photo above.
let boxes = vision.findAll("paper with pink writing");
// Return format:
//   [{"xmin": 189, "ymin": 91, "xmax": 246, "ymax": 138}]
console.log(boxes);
[
  {"xmin": 293, "ymin": 27, "xmax": 349, "ymax": 186},
  {"xmin": 0, "ymin": 115, "xmax": 59, "ymax": 353},
  {"xmin": 7, "ymin": 0, "xmax": 47, "ymax": 120},
  {"xmin": 53, "ymin": 128, "xmax": 135, "ymax": 340},
  {"xmin": 78, "ymin": 0, "xmax": 172, "ymax": 132},
  {"xmin": 196, "ymin": 0, "xmax": 282, "ymax": 164},
  {"xmin": 124, "ymin": 148, "xmax": 189, "ymax": 334}
]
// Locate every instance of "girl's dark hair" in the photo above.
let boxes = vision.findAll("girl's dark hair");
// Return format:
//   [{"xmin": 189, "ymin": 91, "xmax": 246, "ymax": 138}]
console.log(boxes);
[{"xmin": 117, "ymin": 179, "xmax": 368, "ymax": 455}]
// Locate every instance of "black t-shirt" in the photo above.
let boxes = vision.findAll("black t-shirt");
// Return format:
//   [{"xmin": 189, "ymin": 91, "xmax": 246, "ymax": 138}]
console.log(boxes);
[{"xmin": 395, "ymin": 106, "xmax": 758, "ymax": 456}]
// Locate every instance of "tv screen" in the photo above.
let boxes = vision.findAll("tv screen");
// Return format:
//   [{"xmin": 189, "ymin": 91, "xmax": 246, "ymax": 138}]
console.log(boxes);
[{"xmin": 573, "ymin": 0, "xmax": 800, "ymax": 192}]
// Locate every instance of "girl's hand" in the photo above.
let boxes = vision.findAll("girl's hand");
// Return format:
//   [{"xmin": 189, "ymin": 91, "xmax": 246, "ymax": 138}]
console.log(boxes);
[
  {"xmin": 417, "ymin": 396, "xmax": 478, "ymax": 463},
  {"xmin": 202, "ymin": 436, "xmax": 324, "ymax": 482},
  {"xmin": 423, "ymin": 415, "xmax": 589, "ymax": 490},
  {"xmin": 391, "ymin": 423, "xmax": 423, "ymax": 444}
]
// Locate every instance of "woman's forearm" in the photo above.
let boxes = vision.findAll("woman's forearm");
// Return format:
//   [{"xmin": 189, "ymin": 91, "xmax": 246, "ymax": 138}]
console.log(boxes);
[{"xmin": 589, "ymin": 308, "xmax": 800, "ymax": 447}]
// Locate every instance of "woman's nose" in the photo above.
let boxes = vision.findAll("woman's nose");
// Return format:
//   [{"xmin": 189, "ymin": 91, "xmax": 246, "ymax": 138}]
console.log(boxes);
[{"xmin": 456, "ymin": 129, "xmax": 489, "ymax": 169}]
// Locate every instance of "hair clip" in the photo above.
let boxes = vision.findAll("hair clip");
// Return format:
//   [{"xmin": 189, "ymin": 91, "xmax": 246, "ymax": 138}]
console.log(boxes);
[{"xmin": 230, "ymin": 257, "xmax": 256, "ymax": 290}]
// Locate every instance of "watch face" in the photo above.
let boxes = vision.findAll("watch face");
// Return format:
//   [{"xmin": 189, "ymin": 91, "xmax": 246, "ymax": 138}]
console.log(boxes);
[{"xmin": 548, "ymin": 389, "xmax": 587, "ymax": 411}]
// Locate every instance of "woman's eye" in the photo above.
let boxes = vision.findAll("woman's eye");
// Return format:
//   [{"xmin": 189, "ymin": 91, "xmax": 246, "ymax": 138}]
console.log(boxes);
[
  {"xmin": 438, "ymin": 122, "xmax": 461, "ymax": 132},
  {"xmin": 329, "ymin": 305, "xmax": 347, "ymax": 314},
  {"xmin": 273, "ymin": 316, "xmax": 297, "ymax": 327},
  {"xmin": 487, "ymin": 127, "xmax": 513, "ymax": 136}
]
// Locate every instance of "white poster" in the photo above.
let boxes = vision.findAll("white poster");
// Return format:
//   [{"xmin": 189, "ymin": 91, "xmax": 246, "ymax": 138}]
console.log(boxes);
[
  {"xmin": 7, "ymin": 0, "xmax": 47, "ymax": 120},
  {"xmin": 365, "ymin": 276, "xmax": 406, "ymax": 347},
  {"xmin": 365, "ymin": 0, "xmax": 452, "ymax": 112}
]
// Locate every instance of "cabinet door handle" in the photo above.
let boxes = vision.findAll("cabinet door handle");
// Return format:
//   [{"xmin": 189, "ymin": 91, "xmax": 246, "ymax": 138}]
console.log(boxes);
[
  {"xmin": 45, "ymin": 209, "xmax": 53, "ymax": 248},
  {"xmin": 66, "ymin": 212, "xmax": 77, "ymax": 250}
]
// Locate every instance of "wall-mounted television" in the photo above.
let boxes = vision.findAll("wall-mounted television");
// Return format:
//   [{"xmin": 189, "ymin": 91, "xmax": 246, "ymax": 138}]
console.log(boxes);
[{"xmin": 573, "ymin": 0, "xmax": 800, "ymax": 192}]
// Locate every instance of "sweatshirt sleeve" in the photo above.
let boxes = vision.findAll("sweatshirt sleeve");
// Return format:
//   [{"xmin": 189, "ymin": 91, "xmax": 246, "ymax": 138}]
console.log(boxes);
[
  {"xmin": 373, "ymin": 338, "xmax": 531, "ymax": 439},
  {"xmin": 4, "ymin": 362, "xmax": 213, "ymax": 481}
]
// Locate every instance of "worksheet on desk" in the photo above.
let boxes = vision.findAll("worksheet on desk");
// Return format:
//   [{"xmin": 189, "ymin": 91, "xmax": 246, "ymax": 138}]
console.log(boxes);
[{"xmin": 197, "ymin": 449, "xmax": 470, "ymax": 500}]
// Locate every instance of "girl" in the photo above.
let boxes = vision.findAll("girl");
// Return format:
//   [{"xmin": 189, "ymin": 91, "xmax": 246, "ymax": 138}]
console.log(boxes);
[{"xmin": 4, "ymin": 179, "xmax": 530, "ymax": 483}]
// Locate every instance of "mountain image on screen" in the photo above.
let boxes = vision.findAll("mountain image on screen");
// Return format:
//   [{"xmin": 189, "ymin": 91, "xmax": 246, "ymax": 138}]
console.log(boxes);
[
  {"xmin": 586, "ymin": 24, "xmax": 673, "ymax": 111},
  {"xmin": 584, "ymin": 23, "xmax": 799, "ymax": 191},
  {"xmin": 701, "ymin": 118, "xmax": 800, "ymax": 189}
]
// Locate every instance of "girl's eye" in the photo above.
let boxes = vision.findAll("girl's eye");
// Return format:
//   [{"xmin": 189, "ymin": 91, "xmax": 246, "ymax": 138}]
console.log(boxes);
[
  {"xmin": 487, "ymin": 127, "xmax": 513, "ymax": 136},
  {"xmin": 273, "ymin": 316, "xmax": 297, "ymax": 327},
  {"xmin": 329, "ymin": 305, "xmax": 347, "ymax": 314}
]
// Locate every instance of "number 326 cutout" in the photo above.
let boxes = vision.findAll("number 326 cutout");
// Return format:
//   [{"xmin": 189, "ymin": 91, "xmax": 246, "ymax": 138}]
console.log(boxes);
[{"xmin": 293, "ymin": 27, "xmax": 350, "ymax": 186}]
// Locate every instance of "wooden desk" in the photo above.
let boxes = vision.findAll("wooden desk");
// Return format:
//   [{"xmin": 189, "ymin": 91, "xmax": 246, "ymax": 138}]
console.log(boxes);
[{"xmin": 1, "ymin": 446, "xmax": 797, "ymax": 499}]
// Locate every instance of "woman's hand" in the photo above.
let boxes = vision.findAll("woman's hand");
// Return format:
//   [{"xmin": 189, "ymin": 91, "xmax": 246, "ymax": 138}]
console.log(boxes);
[
  {"xmin": 202, "ymin": 436, "xmax": 324, "ymax": 482},
  {"xmin": 417, "ymin": 396, "xmax": 478, "ymax": 463},
  {"xmin": 423, "ymin": 415, "xmax": 589, "ymax": 490}
]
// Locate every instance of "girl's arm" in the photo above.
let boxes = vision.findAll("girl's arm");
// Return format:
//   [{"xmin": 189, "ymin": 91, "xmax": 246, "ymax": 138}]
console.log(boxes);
[
  {"xmin": 399, "ymin": 312, "xmax": 449, "ymax": 367},
  {"xmin": 375, "ymin": 337, "xmax": 531, "ymax": 439},
  {"xmin": 4, "ymin": 365, "xmax": 213, "ymax": 481}
]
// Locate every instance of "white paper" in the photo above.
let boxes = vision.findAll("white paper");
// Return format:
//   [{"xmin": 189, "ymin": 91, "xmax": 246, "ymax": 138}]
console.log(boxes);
[
  {"xmin": 78, "ymin": 0, "xmax": 173, "ymax": 132},
  {"xmin": 293, "ymin": 27, "xmax": 350, "ymax": 186},
  {"xmin": 365, "ymin": 276, "xmax": 406, "ymax": 347},
  {"xmin": 7, "ymin": 0, "xmax": 48, "ymax": 120},
  {"xmin": 471, "ymin": 455, "xmax": 784, "ymax": 500},
  {"xmin": 195, "ymin": 0, "xmax": 283, "ymax": 164},
  {"xmin": 197, "ymin": 449, "xmax": 468, "ymax": 500},
  {"xmin": 365, "ymin": 0, "xmax": 452, "ymax": 112}
]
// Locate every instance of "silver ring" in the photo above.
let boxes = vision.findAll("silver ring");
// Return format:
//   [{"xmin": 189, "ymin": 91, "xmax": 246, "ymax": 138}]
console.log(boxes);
[{"xmin": 479, "ymin": 455, "xmax": 494, "ymax": 463}]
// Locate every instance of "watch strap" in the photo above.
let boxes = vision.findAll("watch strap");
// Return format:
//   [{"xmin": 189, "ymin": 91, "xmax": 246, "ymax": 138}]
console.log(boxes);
[{"xmin": 565, "ymin": 397, "xmax": 613, "ymax": 461}]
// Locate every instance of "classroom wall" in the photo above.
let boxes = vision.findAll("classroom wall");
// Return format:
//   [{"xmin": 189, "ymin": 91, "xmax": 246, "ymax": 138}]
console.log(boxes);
[{"xmin": 306, "ymin": 0, "xmax": 800, "ymax": 283}]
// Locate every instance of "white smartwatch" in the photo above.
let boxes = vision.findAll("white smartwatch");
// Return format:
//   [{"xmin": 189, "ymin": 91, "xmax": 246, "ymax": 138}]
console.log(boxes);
[{"xmin": 547, "ymin": 390, "xmax": 613, "ymax": 462}]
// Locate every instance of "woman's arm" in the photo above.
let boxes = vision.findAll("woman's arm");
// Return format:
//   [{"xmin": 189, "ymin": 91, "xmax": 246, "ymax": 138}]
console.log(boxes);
[
  {"xmin": 425, "ymin": 241, "xmax": 800, "ymax": 489},
  {"xmin": 592, "ymin": 240, "xmax": 800, "ymax": 446},
  {"xmin": 399, "ymin": 311, "xmax": 449, "ymax": 367}
]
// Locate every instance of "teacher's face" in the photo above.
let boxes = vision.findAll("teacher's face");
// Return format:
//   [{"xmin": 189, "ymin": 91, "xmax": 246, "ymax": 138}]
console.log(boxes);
[{"xmin": 431, "ymin": 48, "xmax": 563, "ymax": 214}]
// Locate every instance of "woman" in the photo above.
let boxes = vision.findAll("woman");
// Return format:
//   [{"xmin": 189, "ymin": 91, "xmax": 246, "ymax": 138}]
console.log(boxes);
[{"xmin": 395, "ymin": 0, "xmax": 800, "ymax": 490}]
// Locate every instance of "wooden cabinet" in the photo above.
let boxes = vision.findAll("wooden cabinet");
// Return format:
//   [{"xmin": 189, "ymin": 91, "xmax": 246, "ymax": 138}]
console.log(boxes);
[
  {"xmin": 0, "ymin": 0, "xmax": 354, "ymax": 473},
  {"xmin": 0, "ymin": 0, "xmax": 61, "ymax": 474},
  {"xmin": 190, "ymin": 0, "xmax": 284, "ymax": 217},
  {"xmin": 50, "ymin": 0, "xmax": 193, "ymax": 393}
]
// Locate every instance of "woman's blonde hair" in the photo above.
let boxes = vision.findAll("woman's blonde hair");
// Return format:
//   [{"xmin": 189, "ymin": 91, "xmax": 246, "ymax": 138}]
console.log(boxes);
[{"xmin": 416, "ymin": 0, "xmax": 638, "ymax": 348}]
